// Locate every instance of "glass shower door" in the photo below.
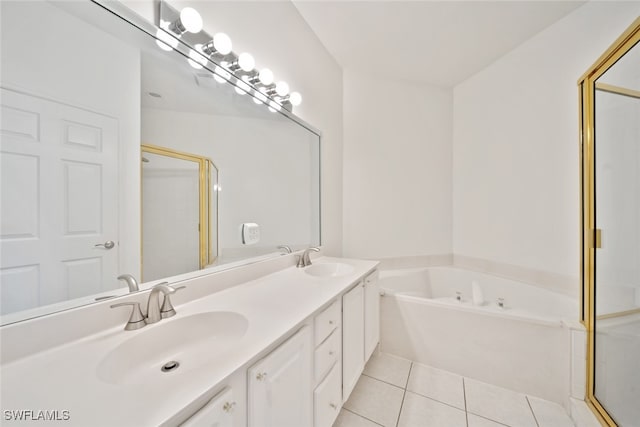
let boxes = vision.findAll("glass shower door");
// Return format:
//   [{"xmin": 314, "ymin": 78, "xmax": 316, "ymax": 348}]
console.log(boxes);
[{"xmin": 592, "ymin": 40, "xmax": 640, "ymax": 426}]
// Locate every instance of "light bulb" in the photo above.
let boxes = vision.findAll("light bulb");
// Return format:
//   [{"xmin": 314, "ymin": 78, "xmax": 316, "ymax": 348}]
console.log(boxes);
[
  {"xmin": 259, "ymin": 68, "xmax": 274, "ymax": 85},
  {"xmin": 268, "ymin": 100, "xmax": 281, "ymax": 112},
  {"xmin": 214, "ymin": 66, "xmax": 231, "ymax": 83},
  {"xmin": 155, "ymin": 29, "xmax": 178, "ymax": 51},
  {"xmin": 289, "ymin": 91, "xmax": 302, "ymax": 106},
  {"xmin": 254, "ymin": 88, "xmax": 268, "ymax": 104},
  {"xmin": 180, "ymin": 7, "xmax": 203, "ymax": 33},
  {"xmin": 238, "ymin": 53, "xmax": 255, "ymax": 72},
  {"xmin": 213, "ymin": 33, "xmax": 232, "ymax": 55},
  {"xmin": 275, "ymin": 81, "xmax": 289, "ymax": 96},
  {"xmin": 235, "ymin": 80, "xmax": 250, "ymax": 95},
  {"xmin": 188, "ymin": 49, "xmax": 206, "ymax": 69}
]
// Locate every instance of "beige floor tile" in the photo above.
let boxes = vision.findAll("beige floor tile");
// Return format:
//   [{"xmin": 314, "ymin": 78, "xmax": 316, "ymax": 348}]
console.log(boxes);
[
  {"xmin": 465, "ymin": 378, "xmax": 537, "ymax": 427},
  {"xmin": 527, "ymin": 396, "xmax": 575, "ymax": 427},
  {"xmin": 406, "ymin": 363, "xmax": 465, "ymax": 409},
  {"xmin": 343, "ymin": 375, "xmax": 404, "ymax": 427},
  {"xmin": 397, "ymin": 391, "xmax": 466, "ymax": 427},
  {"xmin": 333, "ymin": 409, "xmax": 383, "ymax": 427},
  {"xmin": 363, "ymin": 352, "xmax": 412, "ymax": 388}
]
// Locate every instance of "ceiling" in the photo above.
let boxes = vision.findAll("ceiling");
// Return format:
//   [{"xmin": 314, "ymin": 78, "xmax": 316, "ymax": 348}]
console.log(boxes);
[{"xmin": 293, "ymin": 1, "xmax": 586, "ymax": 87}]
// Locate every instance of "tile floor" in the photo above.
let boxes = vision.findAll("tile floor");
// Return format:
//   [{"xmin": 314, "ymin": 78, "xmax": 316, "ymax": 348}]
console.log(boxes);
[{"xmin": 333, "ymin": 352, "xmax": 575, "ymax": 427}]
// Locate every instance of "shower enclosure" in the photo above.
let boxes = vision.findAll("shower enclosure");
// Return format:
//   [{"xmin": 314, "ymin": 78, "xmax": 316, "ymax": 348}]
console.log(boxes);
[{"xmin": 580, "ymin": 17, "xmax": 640, "ymax": 426}]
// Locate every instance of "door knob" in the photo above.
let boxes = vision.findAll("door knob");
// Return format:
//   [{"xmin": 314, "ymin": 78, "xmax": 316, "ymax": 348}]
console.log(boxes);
[{"xmin": 95, "ymin": 240, "xmax": 115, "ymax": 249}]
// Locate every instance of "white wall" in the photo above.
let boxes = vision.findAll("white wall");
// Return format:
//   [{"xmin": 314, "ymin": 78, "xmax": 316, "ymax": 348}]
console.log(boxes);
[
  {"xmin": 141, "ymin": 108, "xmax": 318, "ymax": 260},
  {"xmin": 120, "ymin": 0, "xmax": 344, "ymax": 256},
  {"xmin": 343, "ymin": 70, "xmax": 452, "ymax": 259},
  {"xmin": 452, "ymin": 2, "xmax": 640, "ymax": 289}
]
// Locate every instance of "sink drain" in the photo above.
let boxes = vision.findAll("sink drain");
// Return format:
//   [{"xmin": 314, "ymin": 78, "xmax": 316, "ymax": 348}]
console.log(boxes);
[{"xmin": 161, "ymin": 360, "xmax": 180, "ymax": 372}]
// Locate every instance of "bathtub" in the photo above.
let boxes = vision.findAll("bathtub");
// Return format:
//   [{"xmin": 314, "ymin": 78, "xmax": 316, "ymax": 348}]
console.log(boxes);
[{"xmin": 379, "ymin": 266, "xmax": 578, "ymax": 405}]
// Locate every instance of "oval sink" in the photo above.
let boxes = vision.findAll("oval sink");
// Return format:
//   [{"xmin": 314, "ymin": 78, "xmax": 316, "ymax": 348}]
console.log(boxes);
[
  {"xmin": 97, "ymin": 311, "xmax": 248, "ymax": 385},
  {"xmin": 305, "ymin": 262, "xmax": 354, "ymax": 278}
]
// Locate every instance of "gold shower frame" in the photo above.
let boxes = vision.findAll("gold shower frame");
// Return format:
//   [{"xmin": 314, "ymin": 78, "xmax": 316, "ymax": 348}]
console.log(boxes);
[
  {"xmin": 578, "ymin": 17, "xmax": 640, "ymax": 427},
  {"xmin": 141, "ymin": 144, "xmax": 218, "ymax": 280}
]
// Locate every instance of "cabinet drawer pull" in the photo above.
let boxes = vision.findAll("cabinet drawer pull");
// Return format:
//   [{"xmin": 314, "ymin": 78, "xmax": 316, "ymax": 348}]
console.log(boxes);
[
  {"xmin": 223, "ymin": 401, "xmax": 236, "ymax": 413},
  {"xmin": 329, "ymin": 350, "xmax": 334, "ymax": 356},
  {"xmin": 256, "ymin": 372, "xmax": 268, "ymax": 381},
  {"xmin": 329, "ymin": 320, "xmax": 334, "ymax": 325},
  {"xmin": 329, "ymin": 403, "xmax": 337, "ymax": 410}
]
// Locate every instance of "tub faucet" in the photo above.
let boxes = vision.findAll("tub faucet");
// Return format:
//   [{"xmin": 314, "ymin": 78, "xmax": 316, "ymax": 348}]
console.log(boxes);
[
  {"xmin": 497, "ymin": 298, "xmax": 505, "ymax": 308},
  {"xmin": 297, "ymin": 247, "xmax": 320, "ymax": 268},
  {"xmin": 117, "ymin": 273, "xmax": 139, "ymax": 292},
  {"xmin": 456, "ymin": 291, "xmax": 462, "ymax": 302}
]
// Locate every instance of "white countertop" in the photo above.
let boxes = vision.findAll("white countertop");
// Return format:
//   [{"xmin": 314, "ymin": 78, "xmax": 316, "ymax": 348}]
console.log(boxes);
[{"xmin": 0, "ymin": 256, "xmax": 378, "ymax": 426}]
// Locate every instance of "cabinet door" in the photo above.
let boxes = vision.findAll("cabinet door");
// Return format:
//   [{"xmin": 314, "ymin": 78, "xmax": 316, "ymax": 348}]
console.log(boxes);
[
  {"xmin": 314, "ymin": 362, "xmax": 342, "ymax": 427},
  {"xmin": 364, "ymin": 270, "xmax": 380, "ymax": 360},
  {"xmin": 342, "ymin": 283, "xmax": 364, "ymax": 402},
  {"xmin": 248, "ymin": 326, "xmax": 312, "ymax": 427},
  {"xmin": 181, "ymin": 388, "xmax": 235, "ymax": 427}
]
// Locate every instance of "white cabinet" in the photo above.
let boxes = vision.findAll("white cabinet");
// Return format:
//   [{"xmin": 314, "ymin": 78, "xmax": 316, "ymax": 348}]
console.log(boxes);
[
  {"xmin": 181, "ymin": 388, "xmax": 235, "ymax": 427},
  {"xmin": 313, "ymin": 300, "xmax": 342, "ymax": 427},
  {"xmin": 342, "ymin": 282, "xmax": 364, "ymax": 402},
  {"xmin": 364, "ymin": 270, "xmax": 380, "ymax": 360},
  {"xmin": 248, "ymin": 326, "xmax": 312, "ymax": 427},
  {"xmin": 313, "ymin": 362, "xmax": 342, "ymax": 427}
]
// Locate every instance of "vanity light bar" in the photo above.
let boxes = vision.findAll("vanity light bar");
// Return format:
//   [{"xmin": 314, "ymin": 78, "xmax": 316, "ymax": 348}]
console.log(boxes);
[{"xmin": 158, "ymin": 0, "xmax": 301, "ymax": 112}]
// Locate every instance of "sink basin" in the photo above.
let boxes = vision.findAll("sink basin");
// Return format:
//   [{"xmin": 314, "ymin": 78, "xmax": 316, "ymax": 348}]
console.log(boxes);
[
  {"xmin": 305, "ymin": 262, "xmax": 354, "ymax": 278},
  {"xmin": 97, "ymin": 311, "xmax": 248, "ymax": 385}
]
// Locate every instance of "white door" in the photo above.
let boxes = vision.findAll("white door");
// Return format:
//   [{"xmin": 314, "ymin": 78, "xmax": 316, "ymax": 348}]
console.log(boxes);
[
  {"xmin": 342, "ymin": 282, "xmax": 364, "ymax": 402},
  {"xmin": 248, "ymin": 326, "xmax": 312, "ymax": 427},
  {"xmin": 364, "ymin": 270, "xmax": 380, "ymax": 360},
  {"xmin": 181, "ymin": 388, "xmax": 235, "ymax": 427},
  {"xmin": 0, "ymin": 88, "xmax": 119, "ymax": 314}
]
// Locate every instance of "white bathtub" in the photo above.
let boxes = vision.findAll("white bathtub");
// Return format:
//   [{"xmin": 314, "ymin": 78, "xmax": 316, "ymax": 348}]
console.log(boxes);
[{"xmin": 379, "ymin": 267, "xmax": 578, "ymax": 405}]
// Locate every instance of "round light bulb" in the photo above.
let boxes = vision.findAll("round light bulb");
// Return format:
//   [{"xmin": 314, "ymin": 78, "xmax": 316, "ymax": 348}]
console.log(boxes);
[
  {"xmin": 180, "ymin": 7, "xmax": 203, "ymax": 33},
  {"xmin": 254, "ymin": 88, "xmax": 268, "ymax": 104},
  {"xmin": 268, "ymin": 100, "xmax": 281, "ymax": 112},
  {"xmin": 259, "ymin": 68, "xmax": 274, "ymax": 85},
  {"xmin": 155, "ymin": 29, "xmax": 178, "ymax": 51},
  {"xmin": 238, "ymin": 53, "xmax": 255, "ymax": 72},
  {"xmin": 214, "ymin": 66, "xmax": 231, "ymax": 84},
  {"xmin": 213, "ymin": 33, "xmax": 232, "ymax": 55},
  {"xmin": 275, "ymin": 81, "xmax": 289, "ymax": 96},
  {"xmin": 235, "ymin": 80, "xmax": 250, "ymax": 95},
  {"xmin": 187, "ymin": 49, "xmax": 206, "ymax": 69},
  {"xmin": 289, "ymin": 91, "xmax": 302, "ymax": 106}
]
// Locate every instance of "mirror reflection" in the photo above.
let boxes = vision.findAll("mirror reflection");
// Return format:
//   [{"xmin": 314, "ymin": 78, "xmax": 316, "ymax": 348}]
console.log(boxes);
[{"xmin": 0, "ymin": 0, "xmax": 320, "ymax": 324}]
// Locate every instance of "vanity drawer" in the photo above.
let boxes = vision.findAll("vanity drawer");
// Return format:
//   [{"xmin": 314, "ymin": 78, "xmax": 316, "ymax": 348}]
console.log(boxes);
[
  {"xmin": 315, "ymin": 328, "xmax": 341, "ymax": 383},
  {"xmin": 314, "ymin": 299, "xmax": 340, "ymax": 346},
  {"xmin": 314, "ymin": 362, "xmax": 342, "ymax": 427}
]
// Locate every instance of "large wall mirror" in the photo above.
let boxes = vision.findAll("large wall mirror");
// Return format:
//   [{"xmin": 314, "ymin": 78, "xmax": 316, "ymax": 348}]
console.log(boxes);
[
  {"xmin": 580, "ymin": 17, "xmax": 639, "ymax": 427},
  {"xmin": 0, "ymin": 0, "xmax": 321, "ymax": 325}
]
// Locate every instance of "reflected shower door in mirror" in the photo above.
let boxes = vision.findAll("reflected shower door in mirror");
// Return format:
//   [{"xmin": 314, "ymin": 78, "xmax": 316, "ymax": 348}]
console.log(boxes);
[
  {"xmin": 141, "ymin": 145, "xmax": 218, "ymax": 282},
  {"xmin": 0, "ymin": 0, "xmax": 320, "ymax": 325},
  {"xmin": 593, "ymin": 38, "xmax": 640, "ymax": 426}
]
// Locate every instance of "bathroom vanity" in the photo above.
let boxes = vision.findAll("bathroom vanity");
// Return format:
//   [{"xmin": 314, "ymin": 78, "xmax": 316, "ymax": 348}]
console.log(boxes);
[{"xmin": 0, "ymin": 256, "xmax": 379, "ymax": 426}]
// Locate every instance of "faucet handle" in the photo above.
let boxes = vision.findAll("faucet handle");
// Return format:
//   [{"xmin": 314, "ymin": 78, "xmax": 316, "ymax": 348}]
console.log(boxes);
[
  {"xmin": 111, "ymin": 302, "xmax": 146, "ymax": 331},
  {"xmin": 277, "ymin": 245, "xmax": 292, "ymax": 254},
  {"xmin": 160, "ymin": 286, "xmax": 185, "ymax": 319}
]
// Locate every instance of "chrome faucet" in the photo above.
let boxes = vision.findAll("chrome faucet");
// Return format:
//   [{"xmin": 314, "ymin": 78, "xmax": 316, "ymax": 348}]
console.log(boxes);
[
  {"xmin": 297, "ymin": 247, "xmax": 320, "ymax": 268},
  {"xmin": 146, "ymin": 282, "xmax": 177, "ymax": 324},
  {"xmin": 117, "ymin": 273, "xmax": 139, "ymax": 292},
  {"xmin": 110, "ymin": 282, "xmax": 185, "ymax": 330}
]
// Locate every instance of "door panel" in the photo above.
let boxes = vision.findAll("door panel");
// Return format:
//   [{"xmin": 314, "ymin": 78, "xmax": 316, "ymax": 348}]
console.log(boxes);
[{"xmin": 0, "ymin": 88, "xmax": 119, "ymax": 314}]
